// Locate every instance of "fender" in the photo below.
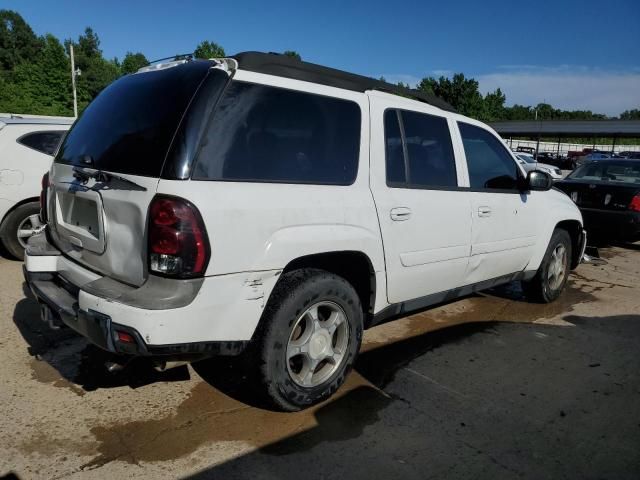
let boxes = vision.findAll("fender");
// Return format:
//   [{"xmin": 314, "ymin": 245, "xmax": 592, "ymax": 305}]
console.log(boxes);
[
  {"xmin": 526, "ymin": 188, "xmax": 583, "ymax": 272},
  {"xmin": 252, "ymin": 223, "xmax": 388, "ymax": 312}
]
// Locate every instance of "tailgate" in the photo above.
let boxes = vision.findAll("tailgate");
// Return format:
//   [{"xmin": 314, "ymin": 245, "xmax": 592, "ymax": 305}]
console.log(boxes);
[
  {"xmin": 46, "ymin": 60, "xmax": 222, "ymax": 286},
  {"xmin": 48, "ymin": 163, "xmax": 159, "ymax": 286}
]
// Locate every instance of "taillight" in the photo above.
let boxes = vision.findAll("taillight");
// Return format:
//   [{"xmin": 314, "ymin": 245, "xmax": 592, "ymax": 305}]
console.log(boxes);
[
  {"xmin": 148, "ymin": 195, "xmax": 210, "ymax": 278},
  {"xmin": 40, "ymin": 172, "xmax": 49, "ymax": 222},
  {"xmin": 630, "ymin": 194, "xmax": 640, "ymax": 212}
]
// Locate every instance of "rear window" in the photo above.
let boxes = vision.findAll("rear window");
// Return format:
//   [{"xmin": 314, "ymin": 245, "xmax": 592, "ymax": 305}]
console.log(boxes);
[
  {"xmin": 18, "ymin": 130, "xmax": 65, "ymax": 155},
  {"xmin": 569, "ymin": 161, "xmax": 640, "ymax": 184},
  {"xmin": 192, "ymin": 81, "xmax": 361, "ymax": 185},
  {"xmin": 55, "ymin": 61, "xmax": 213, "ymax": 177},
  {"xmin": 384, "ymin": 109, "xmax": 457, "ymax": 189}
]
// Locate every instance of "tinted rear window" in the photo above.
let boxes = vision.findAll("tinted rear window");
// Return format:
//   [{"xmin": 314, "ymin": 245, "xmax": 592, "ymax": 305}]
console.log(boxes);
[
  {"xmin": 55, "ymin": 61, "xmax": 213, "ymax": 177},
  {"xmin": 192, "ymin": 81, "xmax": 361, "ymax": 185},
  {"xmin": 18, "ymin": 130, "xmax": 65, "ymax": 155},
  {"xmin": 569, "ymin": 161, "xmax": 640, "ymax": 184}
]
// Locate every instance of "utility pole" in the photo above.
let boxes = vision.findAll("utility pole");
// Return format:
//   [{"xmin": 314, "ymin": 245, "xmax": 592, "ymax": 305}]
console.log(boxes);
[{"xmin": 69, "ymin": 44, "xmax": 79, "ymax": 117}]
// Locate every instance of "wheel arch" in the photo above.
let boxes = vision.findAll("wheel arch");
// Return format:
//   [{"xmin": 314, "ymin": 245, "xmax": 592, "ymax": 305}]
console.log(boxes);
[
  {"xmin": 279, "ymin": 250, "xmax": 378, "ymax": 327},
  {"xmin": 0, "ymin": 196, "xmax": 39, "ymax": 236},
  {"xmin": 555, "ymin": 219, "xmax": 584, "ymax": 269}
]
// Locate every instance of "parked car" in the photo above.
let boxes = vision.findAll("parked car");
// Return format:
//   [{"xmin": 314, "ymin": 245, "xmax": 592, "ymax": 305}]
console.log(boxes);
[
  {"xmin": 516, "ymin": 153, "xmax": 563, "ymax": 180},
  {"xmin": 619, "ymin": 151, "xmax": 640, "ymax": 159},
  {"xmin": 23, "ymin": 52, "xmax": 586, "ymax": 411},
  {"xmin": 575, "ymin": 152, "xmax": 613, "ymax": 169},
  {"xmin": 534, "ymin": 151, "xmax": 576, "ymax": 170},
  {"xmin": 555, "ymin": 159, "xmax": 640, "ymax": 242},
  {"xmin": 0, "ymin": 115, "xmax": 73, "ymax": 258},
  {"xmin": 516, "ymin": 146, "xmax": 536, "ymax": 155}
]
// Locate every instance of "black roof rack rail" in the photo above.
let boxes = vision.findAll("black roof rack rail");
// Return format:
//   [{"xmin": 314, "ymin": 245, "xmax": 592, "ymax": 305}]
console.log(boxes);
[{"xmin": 231, "ymin": 51, "xmax": 455, "ymax": 112}]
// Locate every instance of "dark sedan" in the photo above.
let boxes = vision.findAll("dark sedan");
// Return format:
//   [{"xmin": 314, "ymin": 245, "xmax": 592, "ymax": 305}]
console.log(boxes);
[{"xmin": 555, "ymin": 159, "xmax": 640, "ymax": 242}]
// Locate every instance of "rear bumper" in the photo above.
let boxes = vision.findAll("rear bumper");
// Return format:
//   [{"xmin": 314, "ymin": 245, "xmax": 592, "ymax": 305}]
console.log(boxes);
[
  {"xmin": 24, "ymin": 233, "xmax": 281, "ymax": 357},
  {"xmin": 25, "ymin": 268, "xmax": 248, "ymax": 358},
  {"xmin": 580, "ymin": 208, "xmax": 640, "ymax": 241}
]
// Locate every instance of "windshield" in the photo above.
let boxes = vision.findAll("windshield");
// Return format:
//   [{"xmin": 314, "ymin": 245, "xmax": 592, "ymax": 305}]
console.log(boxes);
[
  {"xmin": 55, "ymin": 61, "xmax": 213, "ymax": 177},
  {"xmin": 517, "ymin": 154, "xmax": 535, "ymax": 164},
  {"xmin": 568, "ymin": 160, "xmax": 640, "ymax": 184}
]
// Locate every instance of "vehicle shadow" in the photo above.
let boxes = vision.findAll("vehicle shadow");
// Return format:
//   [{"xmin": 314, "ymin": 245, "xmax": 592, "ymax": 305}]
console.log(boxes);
[
  {"xmin": 13, "ymin": 283, "xmax": 190, "ymax": 391},
  {"xmin": 183, "ymin": 314, "xmax": 640, "ymax": 480}
]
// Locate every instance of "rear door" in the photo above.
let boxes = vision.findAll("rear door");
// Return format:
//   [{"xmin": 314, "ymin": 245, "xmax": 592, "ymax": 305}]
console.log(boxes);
[
  {"xmin": 456, "ymin": 121, "xmax": 541, "ymax": 284},
  {"xmin": 369, "ymin": 95, "xmax": 471, "ymax": 304},
  {"xmin": 48, "ymin": 61, "xmax": 221, "ymax": 286}
]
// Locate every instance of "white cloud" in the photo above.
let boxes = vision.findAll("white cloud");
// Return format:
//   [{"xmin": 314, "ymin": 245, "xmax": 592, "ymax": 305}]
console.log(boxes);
[{"xmin": 477, "ymin": 66, "xmax": 640, "ymax": 116}]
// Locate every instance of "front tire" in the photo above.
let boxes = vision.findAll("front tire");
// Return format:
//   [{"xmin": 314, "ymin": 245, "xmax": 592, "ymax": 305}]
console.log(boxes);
[
  {"xmin": 0, "ymin": 202, "xmax": 42, "ymax": 260},
  {"xmin": 250, "ymin": 268, "xmax": 363, "ymax": 411},
  {"xmin": 523, "ymin": 228, "xmax": 572, "ymax": 303}
]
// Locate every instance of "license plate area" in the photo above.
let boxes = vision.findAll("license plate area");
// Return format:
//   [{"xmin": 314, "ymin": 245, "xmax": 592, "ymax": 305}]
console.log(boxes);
[
  {"xmin": 60, "ymin": 193, "xmax": 100, "ymax": 239},
  {"xmin": 54, "ymin": 188, "xmax": 106, "ymax": 253}
]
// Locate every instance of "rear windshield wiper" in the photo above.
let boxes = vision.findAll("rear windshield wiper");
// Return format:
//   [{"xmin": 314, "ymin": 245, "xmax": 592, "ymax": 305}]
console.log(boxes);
[{"xmin": 72, "ymin": 166, "xmax": 147, "ymax": 192}]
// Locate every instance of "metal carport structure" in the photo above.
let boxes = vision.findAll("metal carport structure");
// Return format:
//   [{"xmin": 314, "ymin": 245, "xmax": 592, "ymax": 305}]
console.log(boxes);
[{"xmin": 490, "ymin": 120, "xmax": 640, "ymax": 154}]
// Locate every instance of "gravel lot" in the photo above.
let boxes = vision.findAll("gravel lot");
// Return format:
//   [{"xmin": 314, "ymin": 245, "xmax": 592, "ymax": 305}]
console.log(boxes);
[{"xmin": 1, "ymin": 244, "xmax": 639, "ymax": 479}]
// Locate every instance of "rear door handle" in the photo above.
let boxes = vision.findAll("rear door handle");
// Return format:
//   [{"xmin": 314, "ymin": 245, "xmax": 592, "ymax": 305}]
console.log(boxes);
[
  {"xmin": 478, "ymin": 206, "xmax": 492, "ymax": 217},
  {"xmin": 390, "ymin": 207, "xmax": 412, "ymax": 221}
]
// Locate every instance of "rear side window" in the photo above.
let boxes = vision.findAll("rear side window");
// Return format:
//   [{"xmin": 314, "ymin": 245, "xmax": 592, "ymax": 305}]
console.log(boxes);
[
  {"xmin": 384, "ymin": 109, "xmax": 457, "ymax": 189},
  {"xmin": 55, "ymin": 61, "xmax": 214, "ymax": 177},
  {"xmin": 192, "ymin": 81, "xmax": 361, "ymax": 185},
  {"xmin": 18, "ymin": 130, "xmax": 65, "ymax": 155},
  {"xmin": 458, "ymin": 122, "xmax": 520, "ymax": 190},
  {"xmin": 384, "ymin": 110, "xmax": 405, "ymax": 184}
]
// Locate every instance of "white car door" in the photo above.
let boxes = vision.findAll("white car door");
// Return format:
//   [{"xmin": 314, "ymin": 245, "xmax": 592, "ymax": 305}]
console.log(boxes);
[
  {"xmin": 456, "ymin": 121, "xmax": 540, "ymax": 284},
  {"xmin": 369, "ymin": 95, "xmax": 472, "ymax": 304}
]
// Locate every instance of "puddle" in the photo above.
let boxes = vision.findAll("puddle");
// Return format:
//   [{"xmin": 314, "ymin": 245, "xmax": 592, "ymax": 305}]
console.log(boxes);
[
  {"xmin": 30, "ymin": 358, "xmax": 86, "ymax": 397},
  {"xmin": 81, "ymin": 374, "xmax": 386, "ymax": 468},
  {"xmin": 17, "ymin": 271, "xmax": 610, "ymax": 468},
  {"xmin": 363, "ymin": 277, "xmax": 598, "ymax": 352}
]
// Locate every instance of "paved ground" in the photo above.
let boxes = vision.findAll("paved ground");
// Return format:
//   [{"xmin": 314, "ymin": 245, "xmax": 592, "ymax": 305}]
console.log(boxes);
[{"xmin": 1, "ymin": 244, "xmax": 639, "ymax": 479}]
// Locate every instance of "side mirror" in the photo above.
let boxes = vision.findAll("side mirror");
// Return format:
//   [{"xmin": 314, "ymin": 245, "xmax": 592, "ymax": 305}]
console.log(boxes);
[{"xmin": 526, "ymin": 170, "xmax": 553, "ymax": 191}]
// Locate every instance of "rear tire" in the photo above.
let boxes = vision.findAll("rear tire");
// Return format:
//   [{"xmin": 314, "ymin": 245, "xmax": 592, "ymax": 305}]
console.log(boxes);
[
  {"xmin": 249, "ymin": 268, "xmax": 363, "ymax": 411},
  {"xmin": 522, "ymin": 228, "xmax": 572, "ymax": 303},
  {"xmin": 0, "ymin": 202, "xmax": 42, "ymax": 260}
]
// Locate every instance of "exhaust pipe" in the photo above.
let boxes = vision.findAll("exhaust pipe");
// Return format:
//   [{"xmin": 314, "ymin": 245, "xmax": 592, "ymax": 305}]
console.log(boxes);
[
  {"xmin": 40, "ymin": 305, "xmax": 60, "ymax": 330},
  {"xmin": 582, "ymin": 246, "xmax": 607, "ymax": 266},
  {"xmin": 153, "ymin": 361, "xmax": 189, "ymax": 372}
]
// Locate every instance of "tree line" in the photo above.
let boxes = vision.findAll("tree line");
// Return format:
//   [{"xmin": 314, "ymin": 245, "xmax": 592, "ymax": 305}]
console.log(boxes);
[{"xmin": 1, "ymin": 9, "xmax": 638, "ymax": 121}]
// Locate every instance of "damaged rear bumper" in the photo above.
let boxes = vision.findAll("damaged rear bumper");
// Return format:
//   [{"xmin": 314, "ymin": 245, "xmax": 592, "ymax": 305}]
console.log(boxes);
[{"xmin": 24, "ymin": 233, "xmax": 281, "ymax": 358}]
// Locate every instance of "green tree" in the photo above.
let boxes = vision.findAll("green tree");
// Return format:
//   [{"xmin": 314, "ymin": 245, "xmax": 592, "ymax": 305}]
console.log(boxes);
[
  {"xmin": 66, "ymin": 27, "xmax": 119, "ymax": 111},
  {"xmin": 0, "ymin": 33, "xmax": 72, "ymax": 115},
  {"xmin": 121, "ymin": 51, "xmax": 148, "ymax": 75},
  {"xmin": 417, "ymin": 73, "xmax": 484, "ymax": 118},
  {"xmin": 481, "ymin": 88, "xmax": 506, "ymax": 122},
  {"xmin": 620, "ymin": 109, "xmax": 640, "ymax": 120},
  {"xmin": 0, "ymin": 9, "xmax": 42, "ymax": 72},
  {"xmin": 283, "ymin": 50, "xmax": 301, "ymax": 61},
  {"xmin": 193, "ymin": 40, "xmax": 225, "ymax": 59}
]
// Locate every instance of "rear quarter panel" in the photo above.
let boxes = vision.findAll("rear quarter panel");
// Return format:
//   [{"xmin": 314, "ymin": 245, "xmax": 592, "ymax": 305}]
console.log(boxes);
[{"xmin": 157, "ymin": 72, "xmax": 388, "ymax": 312}]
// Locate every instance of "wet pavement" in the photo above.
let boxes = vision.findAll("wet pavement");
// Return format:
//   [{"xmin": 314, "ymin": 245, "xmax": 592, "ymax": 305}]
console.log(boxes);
[{"xmin": 1, "ymin": 243, "xmax": 639, "ymax": 479}]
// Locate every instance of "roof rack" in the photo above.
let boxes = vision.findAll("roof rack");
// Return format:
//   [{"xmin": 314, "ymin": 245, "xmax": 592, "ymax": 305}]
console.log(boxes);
[{"xmin": 231, "ymin": 51, "xmax": 455, "ymax": 112}]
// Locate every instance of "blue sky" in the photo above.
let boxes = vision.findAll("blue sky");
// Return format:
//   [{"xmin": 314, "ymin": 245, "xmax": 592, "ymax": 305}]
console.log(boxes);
[{"xmin": 5, "ymin": 0, "xmax": 640, "ymax": 115}]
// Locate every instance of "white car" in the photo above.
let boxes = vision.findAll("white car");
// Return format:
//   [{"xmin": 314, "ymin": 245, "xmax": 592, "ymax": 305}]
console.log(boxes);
[
  {"xmin": 0, "ymin": 116, "xmax": 72, "ymax": 258},
  {"xmin": 515, "ymin": 153, "xmax": 564, "ymax": 180},
  {"xmin": 24, "ymin": 53, "xmax": 586, "ymax": 411}
]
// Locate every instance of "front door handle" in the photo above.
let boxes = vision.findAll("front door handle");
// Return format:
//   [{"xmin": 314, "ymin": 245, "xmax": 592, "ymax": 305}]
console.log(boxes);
[
  {"xmin": 390, "ymin": 207, "xmax": 412, "ymax": 221},
  {"xmin": 478, "ymin": 206, "xmax": 492, "ymax": 217}
]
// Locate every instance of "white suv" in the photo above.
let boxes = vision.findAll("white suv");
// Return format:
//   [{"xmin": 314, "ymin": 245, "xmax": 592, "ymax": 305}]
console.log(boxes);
[
  {"xmin": 0, "ymin": 116, "xmax": 72, "ymax": 258},
  {"xmin": 24, "ymin": 53, "xmax": 586, "ymax": 410}
]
